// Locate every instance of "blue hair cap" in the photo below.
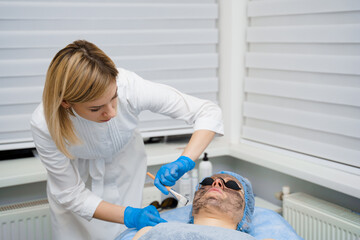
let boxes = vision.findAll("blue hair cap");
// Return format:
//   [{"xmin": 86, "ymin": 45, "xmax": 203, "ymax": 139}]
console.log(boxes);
[
  {"xmin": 189, "ymin": 171, "xmax": 255, "ymax": 234},
  {"xmin": 219, "ymin": 171, "xmax": 255, "ymax": 233}
]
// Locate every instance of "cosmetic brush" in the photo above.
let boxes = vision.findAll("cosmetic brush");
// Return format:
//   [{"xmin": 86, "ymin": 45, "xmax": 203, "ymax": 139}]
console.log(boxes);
[{"xmin": 146, "ymin": 172, "xmax": 189, "ymax": 207}]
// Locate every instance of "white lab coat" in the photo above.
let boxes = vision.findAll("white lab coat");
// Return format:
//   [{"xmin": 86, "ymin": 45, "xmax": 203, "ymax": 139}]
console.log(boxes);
[{"xmin": 30, "ymin": 68, "xmax": 224, "ymax": 240}]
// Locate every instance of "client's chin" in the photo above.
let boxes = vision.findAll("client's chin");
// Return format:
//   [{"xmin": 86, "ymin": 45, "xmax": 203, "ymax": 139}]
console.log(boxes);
[{"xmin": 203, "ymin": 197, "xmax": 229, "ymax": 213}]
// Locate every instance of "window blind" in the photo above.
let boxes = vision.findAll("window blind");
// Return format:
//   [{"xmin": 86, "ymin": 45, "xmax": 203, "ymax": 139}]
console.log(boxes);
[
  {"xmin": 0, "ymin": 0, "xmax": 219, "ymax": 150},
  {"xmin": 244, "ymin": 0, "xmax": 360, "ymax": 168}
]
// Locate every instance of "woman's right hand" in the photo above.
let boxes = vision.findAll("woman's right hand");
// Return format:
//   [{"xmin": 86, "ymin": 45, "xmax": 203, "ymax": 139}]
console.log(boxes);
[
  {"xmin": 124, "ymin": 205, "xmax": 167, "ymax": 230},
  {"xmin": 154, "ymin": 156, "xmax": 195, "ymax": 194}
]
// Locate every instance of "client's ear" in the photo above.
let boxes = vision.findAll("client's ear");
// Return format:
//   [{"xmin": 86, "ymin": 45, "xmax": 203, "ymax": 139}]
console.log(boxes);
[{"xmin": 61, "ymin": 101, "xmax": 71, "ymax": 109}]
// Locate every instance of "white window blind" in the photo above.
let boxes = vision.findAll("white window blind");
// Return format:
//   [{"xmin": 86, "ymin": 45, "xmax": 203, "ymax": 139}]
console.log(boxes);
[
  {"xmin": 0, "ymin": 0, "xmax": 219, "ymax": 150},
  {"xmin": 244, "ymin": 0, "xmax": 360, "ymax": 168}
]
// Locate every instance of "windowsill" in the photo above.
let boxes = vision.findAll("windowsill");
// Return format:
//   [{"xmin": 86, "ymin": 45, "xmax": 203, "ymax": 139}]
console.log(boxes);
[
  {"xmin": 0, "ymin": 156, "xmax": 47, "ymax": 188},
  {"xmin": 229, "ymin": 143, "xmax": 360, "ymax": 199},
  {"xmin": 0, "ymin": 138, "xmax": 359, "ymax": 200},
  {"xmin": 145, "ymin": 137, "xmax": 229, "ymax": 166}
]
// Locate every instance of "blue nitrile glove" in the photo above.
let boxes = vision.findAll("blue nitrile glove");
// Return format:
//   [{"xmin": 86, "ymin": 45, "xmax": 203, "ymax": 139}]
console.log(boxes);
[
  {"xmin": 124, "ymin": 205, "xmax": 167, "ymax": 230},
  {"xmin": 154, "ymin": 156, "xmax": 195, "ymax": 194}
]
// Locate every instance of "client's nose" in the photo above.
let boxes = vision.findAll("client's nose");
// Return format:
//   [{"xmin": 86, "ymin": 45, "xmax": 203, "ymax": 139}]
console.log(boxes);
[{"xmin": 212, "ymin": 178, "xmax": 224, "ymax": 189}]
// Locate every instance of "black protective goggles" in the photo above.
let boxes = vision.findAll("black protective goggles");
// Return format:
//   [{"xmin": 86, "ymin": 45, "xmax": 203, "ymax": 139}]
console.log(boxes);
[{"xmin": 199, "ymin": 177, "xmax": 242, "ymax": 191}]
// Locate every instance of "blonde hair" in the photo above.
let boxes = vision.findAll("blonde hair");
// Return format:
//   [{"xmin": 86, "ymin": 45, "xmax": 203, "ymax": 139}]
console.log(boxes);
[{"xmin": 43, "ymin": 40, "xmax": 118, "ymax": 159}]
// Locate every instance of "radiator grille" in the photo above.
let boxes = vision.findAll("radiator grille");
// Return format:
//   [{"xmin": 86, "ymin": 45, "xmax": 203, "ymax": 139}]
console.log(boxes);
[
  {"xmin": 0, "ymin": 199, "xmax": 52, "ymax": 240},
  {"xmin": 283, "ymin": 193, "xmax": 360, "ymax": 240},
  {"xmin": 0, "ymin": 199, "xmax": 48, "ymax": 212}
]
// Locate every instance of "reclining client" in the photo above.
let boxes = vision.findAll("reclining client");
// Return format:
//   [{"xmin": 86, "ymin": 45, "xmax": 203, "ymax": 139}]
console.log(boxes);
[{"xmin": 131, "ymin": 171, "xmax": 275, "ymax": 240}]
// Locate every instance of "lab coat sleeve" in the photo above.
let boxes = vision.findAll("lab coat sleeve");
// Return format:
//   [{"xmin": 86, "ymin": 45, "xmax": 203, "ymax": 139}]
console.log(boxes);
[
  {"xmin": 120, "ymin": 69, "xmax": 224, "ymax": 135},
  {"xmin": 30, "ymin": 117, "xmax": 103, "ymax": 221}
]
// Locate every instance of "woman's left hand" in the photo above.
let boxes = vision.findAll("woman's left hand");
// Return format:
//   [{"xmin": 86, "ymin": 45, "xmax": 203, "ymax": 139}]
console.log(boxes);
[
  {"xmin": 154, "ymin": 156, "xmax": 195, "ymax": 194},
  {"xmin": 124, "ymin": 205, "xmax": 167, "ymax": 230}
]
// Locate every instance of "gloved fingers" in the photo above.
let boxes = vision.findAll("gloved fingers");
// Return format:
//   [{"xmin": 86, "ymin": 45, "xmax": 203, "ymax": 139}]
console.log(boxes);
[
  {"xmin": 154, "ymin": 167, "xmax": 173, "ymax": 192},
  {"xmin": 156, "ymin": 166, "xmax": 177, "ymax": 186},
  {"xmin": 148, "ymin": 216, "xmax": 167, "ymax": 226},
  {"xmin": 144, "ymin": 205, "xmax": 166, "ymax": 223},
  {"xmin": 153, "ymin": 156, "xmax": 195, "ymax": 195},
  {"xmin": 135, "ymin": 206, "xmax": 167, "ymax": 229},
  {"xmin": 161, "ymin": 168, "xmax": 177, "ymax": 186},
  {"xmin": 169, "ymin": 163, "xmax": 180, "ymax": 176},
  {"xmin": 144, "ymin": 205, "xmax": 159, "ymax": 216},
  {"xmin": 145, "ymin": 212, "xmax": 168, "ymax": 225},
  {"xmin": 170, "ymin": 161, "xmax": 187, "ymax": 179},
  {"xmin": 124, "ymin": 206, "xmax": 168, "ymax": 230},
  {"xmin": 154, "ymin": 177, "xmax": 169, "ymax": 195}
]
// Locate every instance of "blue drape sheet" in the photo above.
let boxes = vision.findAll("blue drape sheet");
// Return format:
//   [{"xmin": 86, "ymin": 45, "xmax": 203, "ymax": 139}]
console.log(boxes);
[{"xmin": 116, "ymin": 205, "xmax": 303, "ymax": 240}]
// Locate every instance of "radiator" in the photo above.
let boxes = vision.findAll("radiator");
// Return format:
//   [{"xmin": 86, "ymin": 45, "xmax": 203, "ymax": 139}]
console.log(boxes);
[
  {"xmin": 283, "ymin": 192, "xmax": 360, "ymax": 240},
  {"xmin": 0, "ymin": 199, "xmax": 52, "ymax": 240}
]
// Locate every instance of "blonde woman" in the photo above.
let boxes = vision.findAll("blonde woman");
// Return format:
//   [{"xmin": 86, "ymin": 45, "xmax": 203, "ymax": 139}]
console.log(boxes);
[{"xmin": 30, "ymin": 40, "xmax": 223, "ymax": 240}]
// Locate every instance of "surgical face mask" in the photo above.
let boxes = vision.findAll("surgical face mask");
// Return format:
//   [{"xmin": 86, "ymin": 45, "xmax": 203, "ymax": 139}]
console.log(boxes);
[{"xmin": 199, "ymin": 177, "xmax": 242, "ymax": 191}]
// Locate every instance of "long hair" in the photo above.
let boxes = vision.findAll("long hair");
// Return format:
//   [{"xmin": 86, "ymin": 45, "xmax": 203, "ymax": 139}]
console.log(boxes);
[{"xmin": 42, "ymin": 40, "xmax": 118, "ymax": 159}]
